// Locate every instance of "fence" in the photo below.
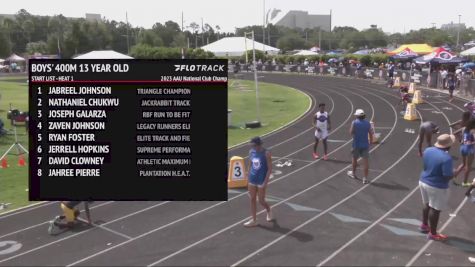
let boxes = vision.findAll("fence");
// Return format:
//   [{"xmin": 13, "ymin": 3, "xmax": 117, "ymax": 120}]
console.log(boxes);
[{"xmin": 229, "ymin": 63, "xmax": 475, "ymax": 99}]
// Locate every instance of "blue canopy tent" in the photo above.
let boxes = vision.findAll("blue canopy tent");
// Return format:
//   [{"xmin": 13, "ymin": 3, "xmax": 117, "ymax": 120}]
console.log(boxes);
[{"xmin": 414, "ymin": 48, "xmax": 467, "ymax": 65}]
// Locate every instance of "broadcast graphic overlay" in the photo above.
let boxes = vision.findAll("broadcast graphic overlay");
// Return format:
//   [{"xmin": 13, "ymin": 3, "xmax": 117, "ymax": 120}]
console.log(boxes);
[{"xmin": 28, "ymin": 59, "xmax": 228, "ymax": 201}]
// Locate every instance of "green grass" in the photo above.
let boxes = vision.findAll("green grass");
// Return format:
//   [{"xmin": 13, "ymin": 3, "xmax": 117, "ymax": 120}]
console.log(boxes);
[
  {"xmin": 228, "ymin": 79, "xmax": 310, "ymax": 147},
  {"xmin": 0, "ymin": 76, "xmax": 31, "ymax": 213},
  {"xmin": 0, "ymin": 77, "xmax": 310, "ymax": 212}
]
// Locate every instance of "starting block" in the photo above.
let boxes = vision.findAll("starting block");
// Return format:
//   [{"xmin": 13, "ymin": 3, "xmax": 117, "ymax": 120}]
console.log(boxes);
[
  {"xmin": 408, "ymin": 82, "xmax": 416, "ymax": 94},
  {"xmin": 228, "ymin": 156, "xmax": 247, "ymax": 188},
  {"xmin": 404, "ymin": 103, "xmax": 418, "ymax": 121},
  {"xmin": 394, "ymin": 77, "xmax": 401, "ymax": 87},
  {"xmin": 412, "ymin": 90, "xmax": 424, "ymax": 104}
]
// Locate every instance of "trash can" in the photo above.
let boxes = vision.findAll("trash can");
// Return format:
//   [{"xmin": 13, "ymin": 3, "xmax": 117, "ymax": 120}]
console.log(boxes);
[{"xmin": 228, "ymin": 109, "xmax": 232, "ymax": 127}]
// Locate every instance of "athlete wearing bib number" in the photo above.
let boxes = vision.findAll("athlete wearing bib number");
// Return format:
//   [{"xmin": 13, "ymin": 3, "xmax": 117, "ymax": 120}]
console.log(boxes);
[
  {"xmin": 244, "ymin": 136, "xmax": 274, "ymax": 227},
  {"xmin": 313, "ymin": 103, "xmax": 331, "ymax": 160}
]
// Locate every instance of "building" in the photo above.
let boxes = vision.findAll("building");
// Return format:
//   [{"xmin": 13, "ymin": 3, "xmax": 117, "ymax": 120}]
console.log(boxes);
[
  {"xmin": 271, "ymin": 10, "xmax": 331, "ymax": 31},
  {"xmin": 441, "ymin": 22, "xmax": 466, "ymax": 31},
  {"xmin": 85, "ymin": 13, "xmax": 101, "ymax": 22}
]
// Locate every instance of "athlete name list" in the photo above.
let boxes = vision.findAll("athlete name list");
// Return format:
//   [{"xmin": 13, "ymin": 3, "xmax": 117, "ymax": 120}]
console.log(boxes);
[{"xmin": 29, "ymin": 59, "xmax": 228, "ymax": 201}]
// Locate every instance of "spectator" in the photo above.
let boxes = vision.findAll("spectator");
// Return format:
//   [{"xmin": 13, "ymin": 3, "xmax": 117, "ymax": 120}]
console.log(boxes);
[
  {"xmin": 347, "ymin": 109, "xmax": 374, "ymax": 184},
  {"xmin": 418, "ymin": 121, "xmax": 440, "ymax": 157},
  {"xmin": 418, "ymin": 134, "xmax": 455, "ymax": 241},
  {"xmin": 448, "ymin": 74, "xmax": 456, "ymax": 102},
  {"xmin": 441, "ymin": 69, "xmax": 448, "ymax": 89}
]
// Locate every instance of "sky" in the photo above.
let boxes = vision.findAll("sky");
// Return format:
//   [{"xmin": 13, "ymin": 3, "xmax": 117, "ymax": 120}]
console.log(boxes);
[{"xmin": 3, "ymin": 0, "xmax": 475, "ymax": 34}]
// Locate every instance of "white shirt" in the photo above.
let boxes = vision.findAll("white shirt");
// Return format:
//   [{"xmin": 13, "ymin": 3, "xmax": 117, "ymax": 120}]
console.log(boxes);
[{"xmin": 315, "ymin": 111, "xmax": 329, "ymax": 131}]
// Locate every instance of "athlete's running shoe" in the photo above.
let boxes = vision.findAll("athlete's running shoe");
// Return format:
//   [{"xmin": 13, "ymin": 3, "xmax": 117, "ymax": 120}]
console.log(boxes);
[
  {"xmin": 419, "ymin": 224, "xmax": 430, "ymax": 233},
  {"xmin": 463, "ymin": 182, "xmax": 472, "ymax": 187},
  {"xmin": 312, "ymin": 152, "xmax": 319, "ymax": 159},
  {"xmin": 362, "ymin": 177, "xmax": 369, "ymax": 184},
  {"xmin": 347, "ymin": 171, "xmax": 356, "ymax": 179},
  {"xmin": 323, "ymin": 154, "xmax": 329, "ymax": 161},
  {"xmin": 266, "ymin": 210, "xmax": 274, "ymax": 222},
  {"xmin": 428, "ymin": 233, "xmax": 448, "ymax": 241},
  {"xmin": 243, "ymin": 219, "xmax": 258, "ymax": 227}
]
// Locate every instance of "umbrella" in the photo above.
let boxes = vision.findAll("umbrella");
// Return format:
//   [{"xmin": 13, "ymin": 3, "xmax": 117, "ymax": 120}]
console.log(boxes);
[
  {"xmin": 328, "ymin": 58, "xmax": 339, "ymax": 63},
  {"xmin": 463, "ymin": 62, "xmax": 475, "ymax": 69}
]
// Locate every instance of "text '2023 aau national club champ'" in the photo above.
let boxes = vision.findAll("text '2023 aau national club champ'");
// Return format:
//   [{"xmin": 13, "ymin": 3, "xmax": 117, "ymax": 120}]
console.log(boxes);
[{"xmin": 29, "ymin": 59, "xmax": 228, "ymax": 201}]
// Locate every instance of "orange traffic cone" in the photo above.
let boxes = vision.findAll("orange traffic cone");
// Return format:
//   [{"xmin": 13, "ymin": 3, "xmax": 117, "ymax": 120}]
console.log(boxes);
[
  {"xmin": 18, "ymin": 155, "xmax": 26, "ymax": 167},
  {"xmin": 1, "ymin": 158, "xmax": 9, "ymax": 169}
]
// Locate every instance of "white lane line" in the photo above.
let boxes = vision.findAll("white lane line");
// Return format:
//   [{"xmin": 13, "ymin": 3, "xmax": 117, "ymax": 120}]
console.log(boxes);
[
  {"xmin": 0, "ymin": 201, "xmax": 169, "ymax": 264},
  {"xmin": 317, "ymin": 185, "xmax": 421, "ymax": 266},
  {"xmin": 69, "ymin": 138, "xmax": 357, "ymax": 267},
  {"xmin": 67, "ymin": 90, "xmax": 365, "ymax": 266},
  {"xmin": 0, "ymin": 202, "xmax": 57, "ymax": 220},
  {"xmin": 315, "ymin": 83, "xmax": 461, "ymax": 265},
  {"xmin": 405, "ymin": 197, "xmax": 468, "ymax": 267},
  {"xmin": 239, "ymin": 87, "xmax": 339, "ymax": 160},
  {"xmin": 230, "ymin": 86, "xmax": 321, "ymax": 152},
  {"xmin": 0, "ymin": 201, "xmax": 114, "ymax": 239},
  {"xmin": 147, "ymin": 87, "xmax": 394, "ymax": 267},
  {"xmin": 228, "ymin": 81, "xmax": 402, "ymax": 267},
  {"xmin": 232, "ymin": 128, "xmax": 418, "ymax": 267},
  {"xmin": 76, "ymin": 218, "xmax": 132, "ymax": 240}
]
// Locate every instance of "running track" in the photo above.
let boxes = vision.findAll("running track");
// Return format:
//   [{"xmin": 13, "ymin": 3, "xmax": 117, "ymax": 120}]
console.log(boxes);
[{"xmin": 0, "ymin": 74, "xmax": 474, "ymax": 266}]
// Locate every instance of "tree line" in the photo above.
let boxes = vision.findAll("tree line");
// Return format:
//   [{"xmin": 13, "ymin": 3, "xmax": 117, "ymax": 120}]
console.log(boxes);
[{"xmin": 0, "ymin": 9, "xmax": 474, "ymax": 58}]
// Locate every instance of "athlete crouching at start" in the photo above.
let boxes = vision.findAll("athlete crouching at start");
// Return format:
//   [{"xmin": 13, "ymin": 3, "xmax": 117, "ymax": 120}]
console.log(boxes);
[{"xmin": 48, "ymin": 201, "xmax": 92, "ymax": 235}]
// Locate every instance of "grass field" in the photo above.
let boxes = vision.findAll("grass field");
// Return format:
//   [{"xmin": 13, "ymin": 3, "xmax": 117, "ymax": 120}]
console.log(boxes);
[
  {"xmin": 0, "ymin": 76, "xmax": 31, "ymax": 212},
  {"xmin": 228, "ymin": 79, "xmax": 310, "ymax": 147},
  {"xmin": 0, "ymin": 77, "xmax": 310, "ymax": 213}
]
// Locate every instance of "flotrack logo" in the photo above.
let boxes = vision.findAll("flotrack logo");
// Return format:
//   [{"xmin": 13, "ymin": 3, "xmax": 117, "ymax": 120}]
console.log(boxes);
[{"xmin": 174, "ymin": 65, "xmax": 225, "ymax": 72}]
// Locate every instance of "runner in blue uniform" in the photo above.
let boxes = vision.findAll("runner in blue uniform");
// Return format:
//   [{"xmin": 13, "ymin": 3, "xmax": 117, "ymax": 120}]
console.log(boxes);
[
  {"xmin": 454, "ymin": 119, "xmax": 475, "ymax": 187},
  {"xmin": 244, "ymin": 137, "xmax": 273, "ymax": 227}
]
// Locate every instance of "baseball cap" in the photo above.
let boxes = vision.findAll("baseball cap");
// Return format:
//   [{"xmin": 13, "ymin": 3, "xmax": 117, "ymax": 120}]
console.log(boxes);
[
  {"xmin": 354, "ymin": 109, "xmax": 365, "ymax": 116},
  {"xmin": 434, "ymin": 134, "xmax": 455, "ymax": 149},
  {"xmin": 250, "ymin": 136, "xmax": 263, "ymax": 145}
]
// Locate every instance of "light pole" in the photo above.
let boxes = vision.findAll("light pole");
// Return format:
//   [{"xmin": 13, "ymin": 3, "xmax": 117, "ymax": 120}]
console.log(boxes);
[
  {"xmin": 244, "ymin": 31, "xmax": 261, "ymax": 125},
  {"xmin": 457, "ymin": 15, "xmax": 461, "ymax": 48}
]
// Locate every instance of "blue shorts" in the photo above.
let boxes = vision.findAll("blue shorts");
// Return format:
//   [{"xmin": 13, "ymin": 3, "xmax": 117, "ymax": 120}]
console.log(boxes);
[
  {"xmin": 248, "ymin": 174, "xmax": 266, "ymax": 187},
  {"xmin": 461, "ymin": 145, "xmax": 474, "ymax": 156}
]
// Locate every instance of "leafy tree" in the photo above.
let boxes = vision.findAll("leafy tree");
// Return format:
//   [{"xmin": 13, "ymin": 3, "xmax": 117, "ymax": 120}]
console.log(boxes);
[{"xmin": 26, "ymin": 41, "xmax": 47, "ymax": 54}]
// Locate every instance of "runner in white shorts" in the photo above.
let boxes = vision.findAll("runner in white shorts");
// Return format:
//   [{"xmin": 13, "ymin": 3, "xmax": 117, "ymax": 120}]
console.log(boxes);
[{"xmin": 312, "ymin": 103, "xmax": 331, "ymax": 160}]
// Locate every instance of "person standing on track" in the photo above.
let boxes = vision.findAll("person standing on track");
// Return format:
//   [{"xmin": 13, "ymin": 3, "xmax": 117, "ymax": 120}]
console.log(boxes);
[
  {"xmin": 244, "ymin": 136, "xmax": 273, "ymax": 227},
  {"xmin": 347, "ymin": 109, "xmax": 373, "ymax": 184},
  {"xmin": 418, "ymin": 134, "xmax": 455, "ymax": 241},
  {"xmin": 418, "ymin": 121, "xmax": 440, "ymax": 157},
  {"xmin": 453, "ymin": 119, "xmax": 475, "ymax": 187},
  {"xmin": 312, "ymin": 103, "xmax": 331, "ymax": 160}
]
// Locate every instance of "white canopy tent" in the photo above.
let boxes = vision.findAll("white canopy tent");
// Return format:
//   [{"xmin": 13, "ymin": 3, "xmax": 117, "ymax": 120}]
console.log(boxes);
[
  {"xmin": 74, "ymin": 50, "xmax": 133, "ymax": 59},
  {"xmin": 201, "ymin": 37, "xmax": 280, "ymax": 57},
  {"xmin": 293, "ymin": 50, "xmax": 319, "ymax": 56},
  {"xmin": 6, "ymin": 54, "xmax": 26, "ymax": 62},
  {"xmin": 461, "ymin": 46, "xmax": 475, "ymax": 56}
]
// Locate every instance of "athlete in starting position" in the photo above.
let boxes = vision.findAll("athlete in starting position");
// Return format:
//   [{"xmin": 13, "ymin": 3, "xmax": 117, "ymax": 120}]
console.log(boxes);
[
  {"xmin": 312, "ymin": 103, "xmax": 331, "ymax": 160},
  {"xmin": 48, "ymin": 201, "xmax": 92, "ymax": 235}
]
